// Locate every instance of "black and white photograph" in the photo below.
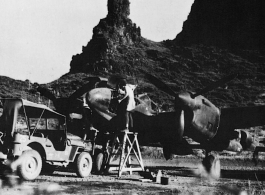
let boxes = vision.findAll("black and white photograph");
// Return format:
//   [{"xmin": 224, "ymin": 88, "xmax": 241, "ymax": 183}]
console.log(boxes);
[{"xmin": 0, "ymin": 0, "xmax": 265, "ymax": 194}]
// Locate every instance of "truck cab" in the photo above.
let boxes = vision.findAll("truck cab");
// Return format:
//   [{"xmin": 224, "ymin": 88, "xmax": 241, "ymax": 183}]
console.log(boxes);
[{"xmin": 0, "ymin": 98, "xmax": 94, "ymax": 180}]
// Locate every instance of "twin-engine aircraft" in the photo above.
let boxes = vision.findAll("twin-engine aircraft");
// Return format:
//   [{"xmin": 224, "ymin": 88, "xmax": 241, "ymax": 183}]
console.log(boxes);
[{"xmin": 37, "ymin": 72, "xmax": 264, "ymax": 172}]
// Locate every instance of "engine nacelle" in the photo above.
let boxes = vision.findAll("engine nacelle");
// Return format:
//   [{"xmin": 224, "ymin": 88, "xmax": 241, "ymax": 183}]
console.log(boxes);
[{"xmin": 177, "ymin": 92, "xmax": 220, "ymax": 143}]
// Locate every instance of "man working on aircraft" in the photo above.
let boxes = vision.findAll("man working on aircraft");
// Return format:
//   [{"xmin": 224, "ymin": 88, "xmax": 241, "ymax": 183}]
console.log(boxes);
[{"xmin": 116, "ymin": 79, "xmax": 136, "ymax": 132}]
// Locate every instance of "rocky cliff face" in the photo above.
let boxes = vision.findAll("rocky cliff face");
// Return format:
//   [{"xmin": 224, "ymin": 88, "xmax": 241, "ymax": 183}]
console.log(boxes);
[
  {"xmin": 66, "ymin": 0, "xmax": 265, "ymax": 108},
  {"xmin": 175, "ymin": 0, "xmax": 265, "ymax": 51},
  {"xmin": 70, "ymin": 0, "xmax": 265, "ymax": 75},
  {"xmin": 70, "ymin": 0, "xmax": 141, "ymax": 73}
]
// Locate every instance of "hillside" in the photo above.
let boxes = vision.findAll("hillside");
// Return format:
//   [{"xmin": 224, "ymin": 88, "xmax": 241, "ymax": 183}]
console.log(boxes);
[
  {"xmin": 175, "ymin": 0, "xmax": 265, "ymax": 51},
  {"xmin": 68, "ymin": 0, "xmax": 265, "ymax": 108},
  {"xmin": 0, "ymin": 0, "xmax": 265, "ymax": 110},
  {"xmin": 0, "ymin": 76, "xmax": 39, "ymax": 102}
]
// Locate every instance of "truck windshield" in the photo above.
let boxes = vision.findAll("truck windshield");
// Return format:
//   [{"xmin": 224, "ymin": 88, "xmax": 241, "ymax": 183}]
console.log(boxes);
[
  {"xmin": 29, "ymin": 118, "xmax": 63, "ymax": 130},
  {"xmin": 0, "ymin": 99, "xmax": 66, "ymax": 139}
]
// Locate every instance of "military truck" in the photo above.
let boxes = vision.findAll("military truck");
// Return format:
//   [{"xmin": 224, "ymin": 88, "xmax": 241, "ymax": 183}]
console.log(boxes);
[{"xmin": 0, "ymin": 98, "xmax": 96, "ymax": 180}]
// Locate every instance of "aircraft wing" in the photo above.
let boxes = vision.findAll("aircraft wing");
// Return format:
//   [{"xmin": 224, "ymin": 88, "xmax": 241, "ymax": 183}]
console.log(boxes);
[{"xmin": 219, "ymin": 105, "xmax": 265, "ymax": 129}]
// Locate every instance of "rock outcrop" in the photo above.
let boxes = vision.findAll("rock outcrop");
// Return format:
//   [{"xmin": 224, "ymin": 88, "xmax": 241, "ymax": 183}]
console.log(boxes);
[
  {"xmin": 70, "ymin": 0, "xmax": 141, "ymax": 73},
  {"xmin": 175, "ymin": 0, "xmax": 265, "ymax": 51},
  {"xmin": 66, "ymin": 0, "xmax": 265, "ymax": 108}
]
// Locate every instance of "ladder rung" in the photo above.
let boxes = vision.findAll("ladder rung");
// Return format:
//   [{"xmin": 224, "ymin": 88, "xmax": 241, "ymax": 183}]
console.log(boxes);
[
  {"xmin": 108, "ymin": 167, "xmax": 119, "ymax": 171},
  {"xmin": 121, "ymin": 167, "xmax": 143, "ymax": 171},
  {"xmin": 109, "ymin": 152, "xmax": 137, "ymax": 156},
  {"xmin": 108, "ymin": 167, "xmax": 144, "ymax": 171}
]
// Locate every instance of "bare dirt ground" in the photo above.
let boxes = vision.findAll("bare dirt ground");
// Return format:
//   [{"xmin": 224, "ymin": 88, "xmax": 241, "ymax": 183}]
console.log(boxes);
[{"xmin": 1, "ymin": 156, "xmax": 265, "ymax": 195}]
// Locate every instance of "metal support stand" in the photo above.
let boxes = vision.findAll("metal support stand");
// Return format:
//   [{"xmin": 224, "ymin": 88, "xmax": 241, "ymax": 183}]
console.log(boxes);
[{"xmin": 105, "ymin": 132, "xmax": 145, "ymax": 177}]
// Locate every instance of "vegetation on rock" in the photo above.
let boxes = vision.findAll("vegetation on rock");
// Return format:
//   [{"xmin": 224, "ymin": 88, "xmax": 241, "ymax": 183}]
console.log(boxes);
[{"xmin": 1, "ymin": 0, "xmax": 265, "ymax": 111}]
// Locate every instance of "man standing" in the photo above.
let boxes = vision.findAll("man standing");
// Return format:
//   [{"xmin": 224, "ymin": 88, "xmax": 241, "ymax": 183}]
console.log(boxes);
[{"xmin": 116, "ymin": 79, "xmax": 136, "ymax": 132}]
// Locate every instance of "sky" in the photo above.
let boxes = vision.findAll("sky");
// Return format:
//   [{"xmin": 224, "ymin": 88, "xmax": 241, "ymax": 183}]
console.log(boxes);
[{"xmin": 0, "ymin": 0, "xmax": 194, "ymax": 84}]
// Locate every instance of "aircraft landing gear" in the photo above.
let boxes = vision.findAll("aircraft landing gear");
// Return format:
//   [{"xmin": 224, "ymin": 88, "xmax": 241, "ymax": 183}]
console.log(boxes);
[
  {"xmin": 94, "ymin": 132, "xmax": 111, "ymax": 173},
  {"xmin": 95, "ymin": 152, "xmax": 109, "ymax": 173},
  {"xmin": 253, "ymin": 146, "xmax": 265, "ymax": 165},
  {"xmin": 202, "ymin": 151, "xmax": 220, "ymax": 179}
]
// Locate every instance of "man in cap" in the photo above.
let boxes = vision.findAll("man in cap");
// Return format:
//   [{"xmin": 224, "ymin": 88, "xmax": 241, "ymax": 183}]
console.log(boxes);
[
  {"xmin": 108, "ymin": 76, "xmax": 135, "ymax": 132},
  {"xmin": 116, "ymin": 79, "xmax": 136, "ymax": 132}
]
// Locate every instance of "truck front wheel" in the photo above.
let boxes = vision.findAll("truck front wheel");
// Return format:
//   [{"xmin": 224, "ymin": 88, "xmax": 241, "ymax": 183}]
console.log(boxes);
[
  {"xmin": 17, "ymin": 150, "xmax": 42, "ymax": 181},
  {"xmin": 76, "ymin": 152, "xmax": 92, "ymax": 178}
]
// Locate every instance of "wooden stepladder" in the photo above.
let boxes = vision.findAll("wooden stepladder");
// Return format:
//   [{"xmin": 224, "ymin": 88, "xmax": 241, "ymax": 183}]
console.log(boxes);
[{"xmin": 106, "ymin": 131, "xmax": 145, "ymax": 177}]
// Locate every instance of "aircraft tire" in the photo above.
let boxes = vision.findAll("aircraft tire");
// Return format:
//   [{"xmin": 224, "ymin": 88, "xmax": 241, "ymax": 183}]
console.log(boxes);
[
  {"xmin": 95, "ymin": 152, "xmax": 108, "ymax": 173},
  {"xmin": 240, "ymin": 130, "xmax": 252, "ymax": 150},
  {"xmin": 95, "ymin": 152, "xmax": 104, "ymax": 172},
  {"xmin": 202, "ymin": 153, "xmax": 220, "ymax": 179},
  {"xmin": 210, "ymin": 156, "xmax": 220, "ymax": 179},
  {"xmin": 202, "ymin": 154, "xmax": 215, "ymax": 172}
]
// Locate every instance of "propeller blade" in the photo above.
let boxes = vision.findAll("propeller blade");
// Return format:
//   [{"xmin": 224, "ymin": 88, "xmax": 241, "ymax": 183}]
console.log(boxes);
[
  {"xmin": 140, "ymin": 69, "xmax": 177, "ymax": 97},
  {"xmin": 69, "ymin": 77, "xmax": 101, "ymax": 100},
  {"xmin": 37, "ymin": 86, "xmax": 56, "ymax": 101},
  {"xmin": 192, "ymin": 73, "xmax": 238, "ymax": 98},
  {"xmin": 176, "ymin": 109, "xmax": 185, "ymax": 142},
  {"xmin": 83, "ymin": 76, "xmax": 105, "ymax": 82}
]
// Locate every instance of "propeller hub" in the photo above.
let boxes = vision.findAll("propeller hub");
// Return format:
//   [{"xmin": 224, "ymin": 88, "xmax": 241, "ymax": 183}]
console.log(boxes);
[{"xmin": 175, "ymin": 92, "xmax": 195, "ymax": 109}]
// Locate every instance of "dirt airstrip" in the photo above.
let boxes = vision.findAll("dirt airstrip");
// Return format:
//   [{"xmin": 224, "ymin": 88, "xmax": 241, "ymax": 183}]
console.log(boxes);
[{"xmin": 1, "ymin": 156, "xmax": 265, "ymax": 195}]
